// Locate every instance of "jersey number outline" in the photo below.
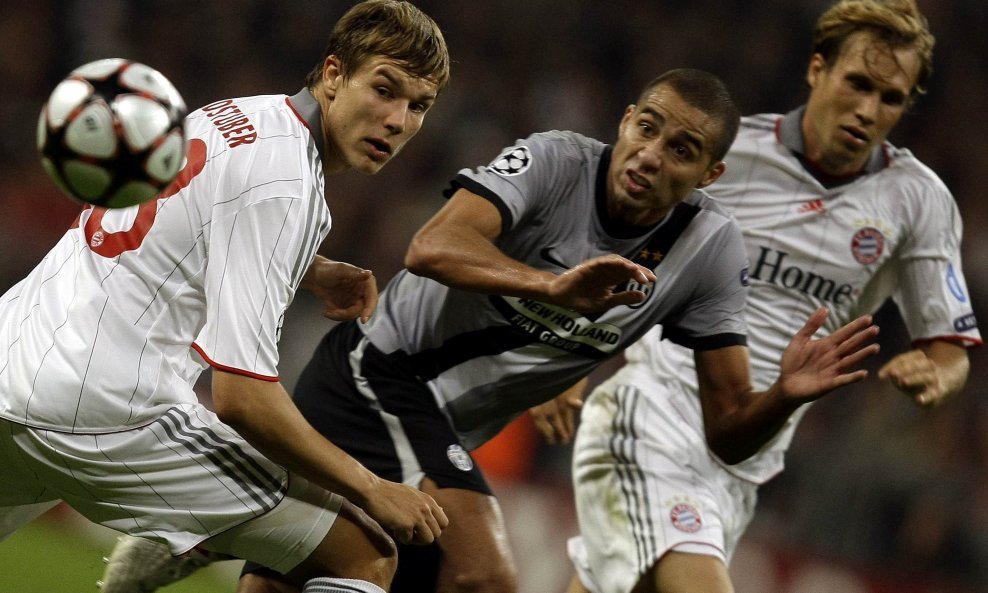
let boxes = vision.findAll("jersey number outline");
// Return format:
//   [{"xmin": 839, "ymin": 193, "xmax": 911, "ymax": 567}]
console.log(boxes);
[{"xmin": 80, "ymin": 138, "xmax": 207, "ymax": 258}]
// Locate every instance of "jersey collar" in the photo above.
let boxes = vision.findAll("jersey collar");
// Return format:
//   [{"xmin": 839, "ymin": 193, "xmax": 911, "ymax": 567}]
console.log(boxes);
[
  {"xmin": 287, "ymin": 88, "xmax": 326, "ymax": 162},
  {"xmin": 777, "ymin": 106, "xmax": 888, "ymax": 187}
]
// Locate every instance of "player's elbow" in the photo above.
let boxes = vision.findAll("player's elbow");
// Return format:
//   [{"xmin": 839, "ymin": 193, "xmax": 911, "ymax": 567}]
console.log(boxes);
[
  {"xmin": 707, "ymin": 437, "xmax": 749, "ymax": 465},
  {"xmin": 704, "ymin": 423, "xmax": 754, "ymax": 465},
  {"xmin": 212, "ymin": 393, "xmax": 249, "ymax": 428},
  {"xmin": 210, "ymin": 381, "xmax": 261, "ymax": 431},
  {"xmin": 404, "ymin": 232, "xmax": 444, "ymax": 277}
]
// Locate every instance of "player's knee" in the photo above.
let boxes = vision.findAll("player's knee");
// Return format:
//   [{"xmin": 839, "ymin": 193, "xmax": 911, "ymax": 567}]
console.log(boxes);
[
  {"xmin": 237, "ymin": 572, "xmax": 297, "ymax": 593},
  {"xmin": 337, "ymin": 530, "xmax": 397, "ymax": 587},
  {"xmin": 358, "ymin": 517, "xmax": 398, "ymax": 584},
  {"xmin": 447, "ymin": 562, "xmax": 517, "ymax": 593},
  {"xmin": 370, "ymin": 542, "xmax": 399, "ymax": 586}
]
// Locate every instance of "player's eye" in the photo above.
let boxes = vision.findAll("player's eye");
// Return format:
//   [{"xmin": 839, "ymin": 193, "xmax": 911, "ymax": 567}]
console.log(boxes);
[
  {"xmin": 881, "ymin": 91, "xmax": 906, "ymax": 107},
  {"xmin": 672, "ymin": 144, "xmax": 694, "ymax": 160},
  {"xmin": 847, "ymin": 75, "xmax": 871, "ymax": 92}
]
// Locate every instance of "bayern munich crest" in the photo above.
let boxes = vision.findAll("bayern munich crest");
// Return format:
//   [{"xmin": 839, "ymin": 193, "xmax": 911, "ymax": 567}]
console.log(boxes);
[
  {"xmin": 446, "ymin": 444, "xmax": 474, "ymax": 471},
  {"xmin": 489, "ymin": 146, "xmax": 532, "ymax": 176},
  {"xmin": 670, "ymin": 503, "xmax": 703, "ymax": 533},
  {"xmin": 850, "ymin": 227, "xmax": 885, "ymax": 265}
]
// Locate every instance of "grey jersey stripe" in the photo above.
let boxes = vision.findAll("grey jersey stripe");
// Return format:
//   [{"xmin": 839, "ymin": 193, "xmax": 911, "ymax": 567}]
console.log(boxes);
[
  {"xmin": 610, "ymin": 385, "xmax": 655, "ymax": 574},
  {"xmin": 157, "ymin": 408, "xmax": 284, "ymax": 510},
  {"xmin": 290, "ymin": 146, "xmax": 330, "ymax": 287}
]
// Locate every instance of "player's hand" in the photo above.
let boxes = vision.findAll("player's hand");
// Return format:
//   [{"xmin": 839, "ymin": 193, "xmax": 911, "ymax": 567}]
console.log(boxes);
[
  {"xmin": 529, "ymin": 382, "xmax": 585, "ymax": 445},
  {"xmin": 362, "ymin": 478, "xmax": 448, "ymax": 545},
  {"xmin": 878, "ymin": 350, "xmax": 948, "ymax": 407},
  {"xmin": 301, "ymin": 258, "xmax": 378, "ymax": 323},
  {"xmin": 778, "ymin": 307, "xmax": 880, "ymax": 402},
  {"xmin": 549, "ymin": 254, "xmax": 655, "ymax": 313}
]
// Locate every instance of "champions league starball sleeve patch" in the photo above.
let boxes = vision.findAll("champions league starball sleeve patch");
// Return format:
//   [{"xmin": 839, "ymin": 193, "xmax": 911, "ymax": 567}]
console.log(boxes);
[{"xmin": 488, "ymin": 146, "xmax": 532, "ymax": 176}]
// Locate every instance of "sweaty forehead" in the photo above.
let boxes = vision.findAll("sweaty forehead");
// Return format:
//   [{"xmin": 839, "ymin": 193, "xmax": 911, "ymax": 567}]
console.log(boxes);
[
  {"xmin": 837, "ymin": 32, "xmax": 921, "ymax": 90},
  {"xmin": 356, "ymin": 56, "xmax": 440, "ymax": 98},
  {"xmin": 639, "ymin": 86, "xmax": 718, "ymax": 148}
]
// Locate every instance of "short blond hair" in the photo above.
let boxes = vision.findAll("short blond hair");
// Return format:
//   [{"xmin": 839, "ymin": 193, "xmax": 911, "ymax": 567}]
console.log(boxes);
[{"xmin": 813, "ymin": 0, "xmax": 935, "ymax": 100}]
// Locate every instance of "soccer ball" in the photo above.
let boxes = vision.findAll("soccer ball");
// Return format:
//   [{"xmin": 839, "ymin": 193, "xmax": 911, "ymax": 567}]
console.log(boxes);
[{"xmin": 37, "ymin": 58, "xmax": 187, "ymax": 209}]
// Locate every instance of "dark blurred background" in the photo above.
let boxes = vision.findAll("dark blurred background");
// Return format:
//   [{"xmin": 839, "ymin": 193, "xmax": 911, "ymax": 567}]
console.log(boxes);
[{"xmin": 1, "ymin": 1, "xmax": 985, "ymax": 592}]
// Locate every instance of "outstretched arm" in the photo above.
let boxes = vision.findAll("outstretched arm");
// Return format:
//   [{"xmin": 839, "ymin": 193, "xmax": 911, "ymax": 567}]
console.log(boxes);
[
  {"xmin": 405, "ymin": 189, "xmax": 655, "ymax": 313},
  {"xmin": 698, "ymin": 308, "xmax": 880, "ymax": 464},
  {"xmin": 878, "ymin": 340, "xmax": 970, "ymax": 407}
]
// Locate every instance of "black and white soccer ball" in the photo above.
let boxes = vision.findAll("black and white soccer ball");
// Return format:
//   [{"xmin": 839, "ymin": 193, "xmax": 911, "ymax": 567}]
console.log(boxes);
[{"xmin": 37, "ymin": 58, "xmax": 187, "ymax": 209}]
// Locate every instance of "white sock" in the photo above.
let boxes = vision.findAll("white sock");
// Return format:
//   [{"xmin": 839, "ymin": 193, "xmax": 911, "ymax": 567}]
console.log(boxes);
[{"xmin": 302, "ymin": 577, "xmax": 386, "ymax": 593}]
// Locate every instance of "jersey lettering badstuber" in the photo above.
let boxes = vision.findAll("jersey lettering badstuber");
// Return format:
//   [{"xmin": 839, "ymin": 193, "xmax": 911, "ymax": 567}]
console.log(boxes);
[
  {"xmin": 0, "ymin": 91, "xmax": 330, "ymax": 433},
  {"xmin": 630, "ymin": 110, "xmax": 983, "ymax": 482},
  {"xmin": 361, "ymin": 131, "xmax": 749, "ymax": 449}
]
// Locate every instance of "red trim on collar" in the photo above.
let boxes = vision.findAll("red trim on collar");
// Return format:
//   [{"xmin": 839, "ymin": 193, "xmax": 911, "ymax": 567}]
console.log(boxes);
[{"xmin": 285, "ymin": 96, "xmax": 311, "ymax": 132}]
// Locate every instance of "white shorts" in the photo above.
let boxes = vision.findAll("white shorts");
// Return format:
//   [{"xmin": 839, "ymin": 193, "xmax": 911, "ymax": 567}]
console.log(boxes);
[
  {"xmin": 0, "ymin": 501, "xmax": 60, "ymax": 543},
  {"xmin": 569, "ymin": 373, "xmax": 758, "ymax": 593},
  {"xmin": 0, "ymin": 404, "xmax": 339, "ymax": 573}
]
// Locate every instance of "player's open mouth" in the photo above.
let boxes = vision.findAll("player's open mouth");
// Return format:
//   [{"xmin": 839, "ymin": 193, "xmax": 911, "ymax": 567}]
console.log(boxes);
[
  {"xmin": 840, "ymin": 125, "xmax": 868, "ymax": 144},
  {"xmin": 626, "ymin": 170, "xmax": 651, "ymax": 192},
  {"xmin": 366, "ymin": 139, "xmax": 392, "ymax": 160}
]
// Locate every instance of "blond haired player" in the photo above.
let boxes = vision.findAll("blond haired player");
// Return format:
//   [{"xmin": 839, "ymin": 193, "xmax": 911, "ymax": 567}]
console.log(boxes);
[
  {"xmin": 561, "ymin": 2, "xmax": 981, "ymax": 593},
  {"xmin": 0, "ymin": 2, "xmax": 450, "ymax": 593}
]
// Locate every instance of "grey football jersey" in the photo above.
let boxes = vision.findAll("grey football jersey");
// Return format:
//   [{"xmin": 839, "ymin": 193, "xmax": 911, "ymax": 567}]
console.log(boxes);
[{"xmin": 361, "ymin": 131, "xmax": 749, "ymax": 449}]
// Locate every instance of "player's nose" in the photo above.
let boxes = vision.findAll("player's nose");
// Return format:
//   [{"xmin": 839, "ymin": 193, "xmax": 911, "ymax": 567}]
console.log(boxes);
[{"xmin": 384, "ymin": 102, "xmax": 409, "ymax": 135}]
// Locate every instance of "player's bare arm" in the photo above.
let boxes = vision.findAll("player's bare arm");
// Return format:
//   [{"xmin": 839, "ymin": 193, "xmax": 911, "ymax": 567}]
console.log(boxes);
[
  {"xmin": 301, "ymin": 255, "xmax": 378, "ymax": 323},
  {"xmin": 878, "ymin": 340, "xmax": 970, "ymax": 407},
  {"xmin": 211, "ymin": 370, "xmax": 447, "ymax": 544},
  {"xmin": 697, "ymin": 308, "xmax": 880, "ymax": 464},
  {"xmin": 406, "ymin": 189, "xmax": 654, "ymax": 313}
]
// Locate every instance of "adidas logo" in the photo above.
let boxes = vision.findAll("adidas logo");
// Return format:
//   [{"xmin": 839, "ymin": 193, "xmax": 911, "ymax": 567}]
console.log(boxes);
[{"xmin": 797, "ymin": 199, "xmax": 826, "ymax": 214}]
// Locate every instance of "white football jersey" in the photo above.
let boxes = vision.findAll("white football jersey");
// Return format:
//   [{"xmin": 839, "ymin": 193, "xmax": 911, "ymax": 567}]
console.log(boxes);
[
  {"xmin": 0, "ymin": 89, "xmax": 330, "ymax": 433},
  {"xmin": 625, "ymin": 109, "xmax": 982, "ymax": 482}
]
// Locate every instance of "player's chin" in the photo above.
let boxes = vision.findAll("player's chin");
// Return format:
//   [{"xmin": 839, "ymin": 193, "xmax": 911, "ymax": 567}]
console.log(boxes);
[
  {"xmin": 355, "ymin": 143, "xmax": 399, "ymax": 175},
  {"xmin": 352, "ymin": 157, "xmax": 389, "ymax": 176}
]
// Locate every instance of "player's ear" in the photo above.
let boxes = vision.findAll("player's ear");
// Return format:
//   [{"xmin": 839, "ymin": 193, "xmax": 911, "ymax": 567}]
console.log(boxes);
[
  {"xmin": 696, "ymin": 161, "xmax": 726, "ymax": 189},
  {"xmin": 806, "ymin": 53, "xmax": 826, "ymax": 89},
  {"xmin": 617, "ymin": 104, "xmax": 637, "ymax": 133},
  {"xmin": 322, "ymin": 56, "xmax": 344, "ymax": 99}
]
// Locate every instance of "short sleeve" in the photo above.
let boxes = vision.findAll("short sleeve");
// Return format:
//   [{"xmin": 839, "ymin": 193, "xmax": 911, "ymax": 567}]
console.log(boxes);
[
  {"xmin": 444, "ymin": 133, "xmax": 567, "ymax": 234},
  {"xmin": 195, "ymin": 195, "xmax": 321, "ymax": 379},
  {"xmin": 661, "ymin": 219, "xmax": 750, "ymax": 350},
  {"xmin": 892, "ymin": 186, "xmax": 981, "ymax": 345}
]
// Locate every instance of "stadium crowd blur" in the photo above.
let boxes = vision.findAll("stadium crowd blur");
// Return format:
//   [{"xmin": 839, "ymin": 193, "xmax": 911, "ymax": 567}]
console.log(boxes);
[{"xmin": 2, "ymin": 1, "xmax": 986, "ymax": 592}]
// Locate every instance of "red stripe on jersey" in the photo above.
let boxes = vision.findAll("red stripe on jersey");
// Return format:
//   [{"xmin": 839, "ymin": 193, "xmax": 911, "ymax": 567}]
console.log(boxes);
[
  {"xmin": 913, "ymin": 335, "xmax": 984, "ymax": 349},
  {"xmin": 191, "ymin": 343, "xmax": 279, "ymax": 382}
]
